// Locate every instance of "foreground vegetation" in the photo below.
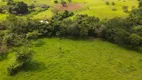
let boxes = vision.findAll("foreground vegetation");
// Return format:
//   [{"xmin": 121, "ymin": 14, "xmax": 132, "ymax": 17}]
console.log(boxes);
[{"xmin": 0, "ymin": 38, "xmax": 142, "ymax": 80}]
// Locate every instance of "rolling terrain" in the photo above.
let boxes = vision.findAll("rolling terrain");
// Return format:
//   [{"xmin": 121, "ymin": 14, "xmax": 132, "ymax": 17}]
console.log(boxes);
[
  {"xmin": 0, "ymin": 0, "xmax": 139, "ymax": 20},
  {"xmin": 0, "ymin": 38, "xmax": 142, "ymax": 80}
]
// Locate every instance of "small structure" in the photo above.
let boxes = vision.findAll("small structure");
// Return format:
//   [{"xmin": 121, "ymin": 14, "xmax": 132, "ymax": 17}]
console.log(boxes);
[{"xmin": 40, "ymin": 20, "xmax": 49, "ymax": 24}]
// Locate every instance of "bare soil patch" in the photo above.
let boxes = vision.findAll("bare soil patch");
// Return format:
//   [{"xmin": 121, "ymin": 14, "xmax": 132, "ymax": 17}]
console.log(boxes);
[{"xmin": 53, "ymin": 3, "xmax": 84, "ymax": 11}]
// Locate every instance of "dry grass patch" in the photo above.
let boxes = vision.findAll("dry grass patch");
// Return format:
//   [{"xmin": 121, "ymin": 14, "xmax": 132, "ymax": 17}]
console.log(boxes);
[{"xmin": 53, "ymin": 3, "xmax": 84, "ymax": 11}]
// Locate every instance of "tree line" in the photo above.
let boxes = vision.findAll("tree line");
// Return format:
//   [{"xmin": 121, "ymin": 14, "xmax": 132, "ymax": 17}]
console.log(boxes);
[{"xmin": 0, "ymin": 8, "xmax": 142, "ymax": 48}]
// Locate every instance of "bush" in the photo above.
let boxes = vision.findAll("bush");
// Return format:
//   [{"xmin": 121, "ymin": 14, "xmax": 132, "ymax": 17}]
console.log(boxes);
[
  {"xmin": 54, "ymin": 0, "xmax": 58, "ymax": 4},
  {"xmin": 28, "ymin": 4, "xmax": 35, "ymax": 10},
  {"xmin": 68, "ymin": 0, "xmax": 72, "ymax": 3},
  {"xmin": 106, "ymin": 1, "xmax": 110, "ymax": 5},
  {"xmin": 122, "ymin": 6, "xmax": 129, "ymax": 13},
  {"xmin": 7, "ymin": 47, "xmax": 34, "ymax": 76},
  {"xmin": 112, "ymin": 2, "xmax": 115, "ymax": 5},
  {"xmin": 7, "ymin": 1, "xmax": 29, "ymax": 14},
  {"xmin": 26, "ymin": 30, "xmax": 42, "ymax": 39},
  {"xmin": 128, "ymin": 8, "xmax": 142, "ymax": 25},
  {"xmin": 7, "ymin": 62, "xmax": 23, "ymax": 76},
  {"xmin": 128, "ymin": 33, "xmax": 142, "ymax": 46},
  {"xmin": 138, "ymin": 1, "xmax": 142, "ymax": 8},
  {"xmin": 0, "ymin": 8, "xmax": 3, "ymax": 13},
  {"xmin": 104, "ymin": 17, "xmax": 132, "ymax": 44},
  {"xmin": 16, "ymin": 48, "xmax": 33, "ymax": 64},
  {"xmin": 131, "ymin": 25, "xmax": 142, "ymax": 36},
  {"xmin": 52, "ymin": 10, "xmax": 74, "ymax": 20},
  {"xmin": 61, "ymin": 0, "xmax": 67, "ymax": 7},
  {"xmin": 112, "ymin": 8, "xmax": 117, "ymax": 11},
  {"xmin": 0, "ymin": 44, "xmax": 8, "ymax": 61},
  {"xmin": 0, "ymin": 44, "xmax": 8, "ymax": 54}
]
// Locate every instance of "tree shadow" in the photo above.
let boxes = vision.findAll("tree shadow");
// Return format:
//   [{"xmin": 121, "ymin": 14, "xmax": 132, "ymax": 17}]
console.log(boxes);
[
  {"xmin": 34, "ymin": 40, "xmax": 46, "ymax": 47},
  {"xmin": 108, "ymin": 41, "xmax": 142, "ymax": 54},
  {"xmin": 8, "ymin": 61, "xmax": 47, "ymax": 76},
  {"xmin": 22, "ymin": 61, "xmax": 47, "ymax": 72},
  {"xmin": 121, "ymin": 45, "xmax": 142, "ymax": 54},
  {"xmin": 0, "ymin": 54, "xmax": 7, "ymax": 61}
]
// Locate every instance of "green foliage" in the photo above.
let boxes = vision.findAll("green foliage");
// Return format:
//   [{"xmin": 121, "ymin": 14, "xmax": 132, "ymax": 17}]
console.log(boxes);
[
  {"xmin": 0, "ymin": 44, "xmax": 8, "ymax": 61},
  {"xmin": 28, "ymin": 3, "xmax": 35, "ymax": 10},
  {"xmin": 106, "ymin": 1, "xmax": 110, "ymax": 5},
  {"xmin": 52, "ymin": 10, "xmax": 74, "ymax": 20},
  {"xmin": 128, "ymin": 33, "xmax": 142, "ymax": 46},
  {"xmin": 7, "ymin": 47, "xmax": 34, "ymax": 76},
  {"xmin": 1, "ymin": 12, "xmax": 142, "ymax": 47},
  {"xmin": 129, "ymin": 7, "xmax": 142, "ymax": 25},
  {"xmin": 1, "ymin": 4, "xmax": 142, "ymax": 48},
  {"xmin": 132, "ymin": 25, "xmax": 142, "ymax": 36},
  {"xmin": 7, "ymin": 61, "xmax": 23, "ymax": 76},
  {"xmin": 16, "ymin": 48, "xmax": 33, "ymax": 64},
  {"xmin": 138, "ymin": 0, "xmax": 142, "ymax": 8},
  {"xmin": 50, "ymin": 14, "xmax": 102, "ymax": 37},
  {"xmin": 54, "ymin": 0, "xmax": 58, "ymax": 4},
  {"xmin": 104, "ymin": 17, "xmax": 142, "ymax": 46},
  {"xmin": 61, "ymin": 0, "xmax": 67, "ymax": 7},
  {"xmin": 7, "ymin": 1, "xmax": 28, "ymax": 14},
  {"xmin": 122, "ymin": 6, "xmax": 129, "ymax": 13},
  {"xmin": 112, "ymin": 2, "xmax": 115, "ymax": 5},
  {"xmin": 26, "ymin": 30, "xmax": 42, "ymax": 39}
]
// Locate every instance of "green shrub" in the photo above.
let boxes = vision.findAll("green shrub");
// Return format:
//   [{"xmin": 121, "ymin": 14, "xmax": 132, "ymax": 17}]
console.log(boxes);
[
  {"xmin": 112, "ymin": 8, "xmax": 117, "ymax": 11},
  {"xmin": 7, "ymin": 62, "xmax": 23, "ymax": 76},
  {"xmin": 61, "ymin": 0, "xmax": 67, "ymax": 7},
  {"xmin": 7, "ymin": 1, "xmax": 29, "ymax": 14},
  {"xmin": 138, "ymin": 1, "xmax": 142, "ymax": 8},
  {"xmin": 128, "ymin": 33, "xmax": 142, "ymax": 46},
  {"xmin": 54, "ymin": 0, "xmax": 58, "ymax": 4},
  {"xmin": 26, "ymin": 30, "xmax": 42, "ymax": 39},
  {"xmin": 112, "ymin": 2, "xmax": 115, "ymax": 5},
  {"xmin": 106, "ymin": 1, "xmax": 110, "ymax": 5},
  {"xmin": 122, "ymin": 6, "xmax": 129, "ymax": 13},
  {"xmin": 7, "ymin": 48, "xmax": 34, "ymax": 76}
]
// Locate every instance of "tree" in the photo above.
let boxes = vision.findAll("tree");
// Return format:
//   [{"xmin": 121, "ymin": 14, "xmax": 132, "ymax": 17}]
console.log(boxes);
[
  {"xmin": 128, "ymin": 7, "xmax": 142, "ymax": 25},
  {"xmin": 112, "ymin": 2, "xmax": 115, "ymax": 5},
  {"xmin": 129, "ymin": 33, "xmax": 142, "ymax": 46},
  {"xmin": 28, "ymin": 3, "xmax": 35, "ymax": 10},
  {"xmin": 61, "ymin": 0, "xmax": 67, "ymax": 7},
  {"xmin": 68, "ymin": 0, "xmax": 72, "ymax": 3},
  {"xmin": 54, "ymin": 0, "xmax": 58, "ymax": 4},
  {"xmin": 15, "ymin": 1, "xmax": 28, "ymax": 14},
  {"xmin": 106, "ymin": 1, "xmax": 110, "ymax": 5},
  {"xmin": 122, "ymin": 6, "xmax": 129, "ymax": 13},
  {"xmin": 0, "ymin": 7, "xmax": 3, "ymax": 13},
  {"xmin": 138, "ymin": 1, "xmax": 142, "ymax": 8},
  {"xmin": 7, "ymin": 47, "xmax": 34, "ymax": 76},
  {"xmin": 7, "ymin": 1, "xmax": 29, "ymax": 14}
]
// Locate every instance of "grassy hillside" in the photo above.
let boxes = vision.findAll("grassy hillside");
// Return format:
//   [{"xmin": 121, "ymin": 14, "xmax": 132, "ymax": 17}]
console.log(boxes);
[
  {"xmin": 0, "ymin": 0, "xmax": 138, "ymax": 20},
  {"xmin": 0, "ymin": 38, "xmax": 142, "ymax": 80}
]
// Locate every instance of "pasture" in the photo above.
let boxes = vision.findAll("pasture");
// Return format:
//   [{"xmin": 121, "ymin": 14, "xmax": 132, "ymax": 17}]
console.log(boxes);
[
  {"xmin": 0, "ymin": 0, "xmax": 139, "ymax": 20},
  {"xmin": 0, "ymin": 38, "xmax": 142, "ymax": 80}
]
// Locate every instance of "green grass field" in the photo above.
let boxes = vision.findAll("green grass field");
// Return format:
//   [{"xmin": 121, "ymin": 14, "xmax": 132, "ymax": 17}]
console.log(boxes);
[
  {"xmin": 73, "ymin": 0, "xmax": 138, "ymax": 19},
  {"xmin": 0, "ymin": 0, "xmax": 139, "ymax": 20},
  {"xmin": 0, "ymin": 38, "xmax": 142, "ymax": 80}
]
